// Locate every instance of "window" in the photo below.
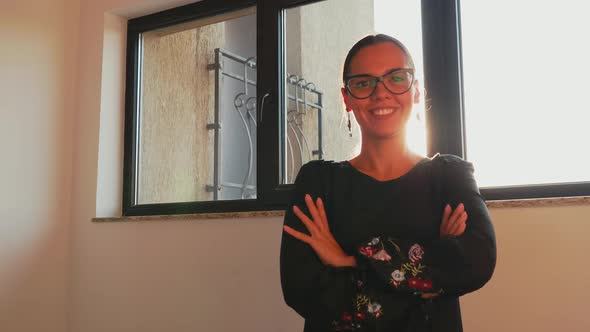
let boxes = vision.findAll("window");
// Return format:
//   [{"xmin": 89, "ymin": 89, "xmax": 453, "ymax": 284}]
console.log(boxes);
[
  {"xmin": 460, "ymin": 0, "xmax": 590, "ymax": 199},
  {"xmin": 123, "ymin": 0, "xmax": 589, "ymax": 216},
  {"xmin": 280, "ymin": 0, "xmax": 426, "ymax": 185},
  {"xmin": 124, "ymin": 1, "xmax": 261, "ymax": 215},
  {"xmin": 256, "ymin": 0, "xmax": 434, "ymax": 210}
]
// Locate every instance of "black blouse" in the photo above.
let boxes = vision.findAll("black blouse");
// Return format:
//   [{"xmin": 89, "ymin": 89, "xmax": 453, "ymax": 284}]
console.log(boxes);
[{"xmin": 280, "ymin": 154, "xmax": 496, "ymax": 332}]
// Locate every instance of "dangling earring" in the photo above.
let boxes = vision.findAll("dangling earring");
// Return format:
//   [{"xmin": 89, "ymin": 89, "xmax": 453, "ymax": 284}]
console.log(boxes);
[{"xmin": 347, "ymin": 109, "xmax": 352, "ymax": 137}]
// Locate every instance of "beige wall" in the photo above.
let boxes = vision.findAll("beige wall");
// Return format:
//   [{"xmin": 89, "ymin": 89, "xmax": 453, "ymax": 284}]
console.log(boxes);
[
  {"xmin": 72, "ymin": 0, "xmax": 302, "ymax": 331},
  {"xmin": 1, "ymin": 1, "xmax": 590, "ymax": 332},
  {"xmin": 0, "ymin": 0, "xmax": 79, "ymax": 331},
  {"xmin": 74, "ymin": 1, "xmax": 590, "ymax": 330},
  {"xmin": 462, "ymin": 204, "xmax": 590, "ymax": 331}
]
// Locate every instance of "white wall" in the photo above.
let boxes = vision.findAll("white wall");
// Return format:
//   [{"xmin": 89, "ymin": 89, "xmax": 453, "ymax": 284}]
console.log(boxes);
[
  {"xmin": 0, "ymin": 0, "xmax": 79, "ymax": 331},
  {"xmin": 1, "ymin": 0, "xmax": 590, "ymax": 332},
  {"xmin": 71, "ymin": 1, "xmax": 301, "ymax": 331}
]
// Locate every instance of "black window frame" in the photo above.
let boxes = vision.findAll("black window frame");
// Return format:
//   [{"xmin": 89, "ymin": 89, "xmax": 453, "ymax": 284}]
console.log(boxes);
[
  {"xmin": 123, "ymin": 0, "xmax": 262, "ymax": 216},
  {"xmin": 421, "ymin": 0, "xmax": 590, "ymax": 201},
  {"xmin": 122, "ymin": 0, "xmax": 590, "ymax": 216}
]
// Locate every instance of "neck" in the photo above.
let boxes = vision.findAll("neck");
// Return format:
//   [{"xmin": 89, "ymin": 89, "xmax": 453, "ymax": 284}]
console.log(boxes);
[{"xmin": 350, "ymin": 130, "xmax": 422, "ymax": 179}]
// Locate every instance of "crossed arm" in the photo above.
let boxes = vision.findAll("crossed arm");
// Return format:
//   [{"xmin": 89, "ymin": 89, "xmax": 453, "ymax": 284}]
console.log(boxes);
[
  {"xmin": 283, "ymin": 193, "xmax": 468, "ymax": 298},
  {"xmin": 280, "ymin": 157, "xmax": 496, "ymax": 324}
]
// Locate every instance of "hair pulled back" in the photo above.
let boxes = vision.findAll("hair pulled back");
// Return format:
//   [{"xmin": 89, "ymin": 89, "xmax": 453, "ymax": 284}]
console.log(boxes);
[{"xmin": 342, "ymin": 34, "xmax": 415, "ymax": 84}]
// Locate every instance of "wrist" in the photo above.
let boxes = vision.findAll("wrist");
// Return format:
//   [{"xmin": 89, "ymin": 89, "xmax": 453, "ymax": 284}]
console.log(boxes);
[{"xmin": 340, "ymin": 255, "xmax": 357, "ymax": 267}]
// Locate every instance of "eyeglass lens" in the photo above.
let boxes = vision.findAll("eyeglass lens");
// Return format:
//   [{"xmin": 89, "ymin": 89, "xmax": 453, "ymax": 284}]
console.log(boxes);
[{"xmin": 347, "ymin": 70, "xmax": 413, "ymax": 98}]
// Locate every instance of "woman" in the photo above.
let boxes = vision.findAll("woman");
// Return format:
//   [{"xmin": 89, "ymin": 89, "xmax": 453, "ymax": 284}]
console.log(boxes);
[{"xmin": 280, "ymin": 34, "xmax": 496, "ymax": 332}]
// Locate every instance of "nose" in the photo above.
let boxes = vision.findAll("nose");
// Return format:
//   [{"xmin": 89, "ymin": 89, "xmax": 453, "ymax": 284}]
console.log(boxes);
[{"xmin": 371, "ymin": 79, "xmax": 392, "ymax": 100}]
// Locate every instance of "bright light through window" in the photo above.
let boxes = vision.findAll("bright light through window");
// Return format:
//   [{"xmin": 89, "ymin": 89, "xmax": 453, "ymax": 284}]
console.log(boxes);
[
  {"xmin": 461, "ymin": 0, "xmax": 590, "ymax": 187},
  {"xmin": 374, "ymin": 0, "xmax": 426, "ymax": 156}
]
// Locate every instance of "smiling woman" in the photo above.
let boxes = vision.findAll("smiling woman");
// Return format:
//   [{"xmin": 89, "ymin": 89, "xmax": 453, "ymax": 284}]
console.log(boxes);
[
  {"xmin": 280, "ymin": 35, "xmax": 496, "ymax": 332},
  {"xmin": 341, "ymin": 40, "xmax": 420, "ymax": 146}
]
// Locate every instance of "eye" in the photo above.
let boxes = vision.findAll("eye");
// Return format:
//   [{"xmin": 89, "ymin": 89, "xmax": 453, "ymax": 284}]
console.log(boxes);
[
  {"xmin": 349, "ymin": 78, "xmax": 373, "ymax": 88},
  {"xmin": 388, "ymin": 74, "xmax": 406, "ymax": 83},
  {"xmin": 354, "ymin": 80, "xmax": 371, "ymax": 87}
]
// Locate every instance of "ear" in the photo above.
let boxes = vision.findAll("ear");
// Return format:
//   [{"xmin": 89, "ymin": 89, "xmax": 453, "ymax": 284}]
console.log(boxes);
[
  {"xmin": 413, "ymin": 79, "xmax": 421, "ymax": 104},
  {"xmin": 341, "ymin": 87, "xmax": 352, "ymax": 111}
]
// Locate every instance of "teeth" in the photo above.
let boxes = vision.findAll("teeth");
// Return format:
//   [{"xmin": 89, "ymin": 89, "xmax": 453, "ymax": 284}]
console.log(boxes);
[{"xmin": 372, "ymin": 108, "xmax": 395, "ymax": 115}]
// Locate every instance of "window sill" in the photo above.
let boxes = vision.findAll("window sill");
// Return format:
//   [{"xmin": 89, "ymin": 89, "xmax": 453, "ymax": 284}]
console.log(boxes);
[
  {"xmin": 486, "ymin": 196, "xmax": 590, "ymax": 209},
  {"xmin": 92, "ymin": 196, "xmax": 590, "ymax": 222},
  {"xmin": 92, "ymin": 210, "xmax": 284, "ymax": 222}
]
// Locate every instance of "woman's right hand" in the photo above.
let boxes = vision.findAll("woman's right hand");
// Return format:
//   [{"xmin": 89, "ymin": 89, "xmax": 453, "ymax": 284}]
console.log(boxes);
[
  {"xmin": 440, "ymin": 203, "xmax": 468, "ymax": 238},
  {"xmin": 283, "ymin": 194, "xmax": 356, "ymax": 268}
]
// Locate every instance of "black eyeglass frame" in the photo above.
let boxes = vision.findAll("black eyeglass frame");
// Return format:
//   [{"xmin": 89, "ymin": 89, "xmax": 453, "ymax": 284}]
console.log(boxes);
[{"xmin": 344, "ymin": 68, "xmax": 415, "ymax": 99}]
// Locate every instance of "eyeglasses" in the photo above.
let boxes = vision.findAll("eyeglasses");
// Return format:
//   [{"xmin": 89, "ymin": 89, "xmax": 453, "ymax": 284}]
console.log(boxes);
[{"xmin": 344, "ymin": 68, "xmax": 415, "ymax": 99}]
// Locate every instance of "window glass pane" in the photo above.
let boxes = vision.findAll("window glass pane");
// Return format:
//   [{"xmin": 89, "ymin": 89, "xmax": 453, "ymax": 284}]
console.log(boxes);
[
  {"xmin": 137, "ymin": 8, "xmax": 256, "ymax": 204},
  {"xmin": 461, "ymin": 1, "xmax": 590, "ymax": 187},
  {"xmin": 281, "ymin": 0, "xmax": 425, "ymax": 184}
]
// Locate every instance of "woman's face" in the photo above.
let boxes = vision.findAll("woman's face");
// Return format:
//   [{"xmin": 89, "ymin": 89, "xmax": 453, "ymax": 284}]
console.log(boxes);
[{"xmin": 341, "ymin": 42, "xmax": 420, "ymax": 141}]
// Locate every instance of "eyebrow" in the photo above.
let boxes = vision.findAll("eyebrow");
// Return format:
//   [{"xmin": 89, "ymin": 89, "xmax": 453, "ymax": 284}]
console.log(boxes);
[{"xmin": 345, "ymin": 67, "xmax": 410, "ymax": 80}]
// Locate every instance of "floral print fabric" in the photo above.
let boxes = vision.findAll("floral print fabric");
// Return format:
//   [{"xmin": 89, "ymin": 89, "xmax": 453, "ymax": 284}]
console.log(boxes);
[
  {"xmin": 358, "ymin": 237, "xmax": 440, "ymax": 295},
  {"xmin": 330, "ymin": 277, "xmax": 384, "ymax": 331},
  {"xmin": 331, "ymin": 237, "xmax": 442, "ymax": 331},
  {"xmin": 330, "ymin": 293, "xmax": 383, "ymax": 331}
]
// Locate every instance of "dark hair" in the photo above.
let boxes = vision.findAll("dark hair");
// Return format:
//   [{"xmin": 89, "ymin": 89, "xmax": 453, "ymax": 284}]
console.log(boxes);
[{"xmin": 342, "ymin": 34, "xmax": 415, "ymax": 84}]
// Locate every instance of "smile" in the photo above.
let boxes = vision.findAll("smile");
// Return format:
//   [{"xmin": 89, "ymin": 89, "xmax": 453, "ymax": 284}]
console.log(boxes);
[{"xmin": 370, "ymin": 108, "xmax": 399, "ymax": 116}]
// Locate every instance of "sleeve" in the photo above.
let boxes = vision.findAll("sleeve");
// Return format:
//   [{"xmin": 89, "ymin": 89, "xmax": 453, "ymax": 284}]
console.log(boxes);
[
  {"xmin": 280, "ymin": 161, "xmax": 358, "ymax": 326},
  {"xmin": 354, "ymin": 155, "xmax": 497, "ymax": 297}
]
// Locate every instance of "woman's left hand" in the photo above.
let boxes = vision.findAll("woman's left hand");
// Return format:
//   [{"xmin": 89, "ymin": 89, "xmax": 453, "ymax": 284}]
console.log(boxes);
[{"xmin": 283, "ymin": 194, "xmax": 356, "ymax": 268}]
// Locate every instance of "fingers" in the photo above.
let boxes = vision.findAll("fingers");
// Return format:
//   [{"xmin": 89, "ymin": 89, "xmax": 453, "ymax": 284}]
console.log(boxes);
[
  {"xmin": 440, "ymin": 203, "xmax": 468, "ymax": 237},
  {"xmin": 283, "ymin": 225, "xmax": 312, "ymax": 244},
  {"xmin": 449, "ymin": 210, "xmax": 468, "ymax": 235},
  {"xmin": 456, "ymin": 219, "xmax": 467, "ymax": 235},
  {"xmin": 448, "ymin": 203, "xmax": 464, "ymax": 222},
  {"xmin": 312, "ymin": 197, "xmax": 342, "ymax": 250},
  {"xmin": 304, "ymin": 194, "xmax": 323, "ymax": 228},
  {"xmin": 292, "ymin": 194, "xmax": 329, "ymax": 235},
  {"xmin": 316, "ymin": 197, "xmax": 329, "ymax": 232},
  {"xmin": 285, "ymin": 200, "xmax": 349, "ymax": 267},
  {"xmin": 316, "ymin": 197, "xmax": 339, "ymax": 247},
  {"xmin": 292, "ymin": 205, "xmax": 318, "ymax": 236},
  {"xmin": 441, "ymin": 204, "xmax": 451, "ymax": 222},
  {"xmin": 440, "ymin": 204, "xmax": 452, "ymax": 236},
  {"xmin": 290, "ymin": 195, "xmax": 340, "ymax": 251}
]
